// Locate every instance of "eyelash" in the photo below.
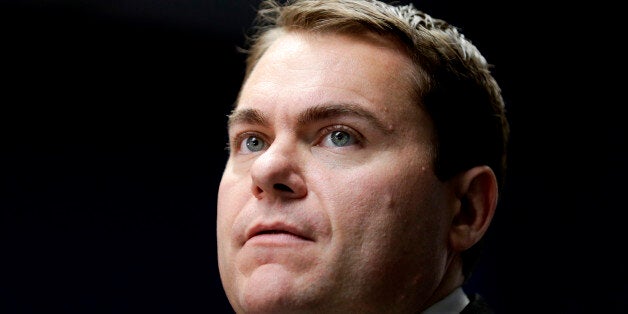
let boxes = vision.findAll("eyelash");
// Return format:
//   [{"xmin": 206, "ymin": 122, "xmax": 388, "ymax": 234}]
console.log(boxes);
[
  {"xmin": 318, "ymin": 125, "xmax": 364, "ymax": 148},
  {"xmin": 230, "ymin": 131, "xmax": 268, "ymax": 154},
  {"xmin": 229, "ymin": 125, "xmax": 364, "ymax": 154}
]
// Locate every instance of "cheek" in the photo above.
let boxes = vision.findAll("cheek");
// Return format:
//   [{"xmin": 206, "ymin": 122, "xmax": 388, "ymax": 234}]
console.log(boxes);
[
  {"xmin": 216, "ymin": 172, "xmax": 249, "ymax": 252},
  {"xmin": 217, "ymin": 168, "xmax": 249, "ymax": 215},
  {"xmin": 323, "ymin": 161, "xmax": 444, "ymax": 254},
  {"xmin": 317, "ymin": 166, "xmax": 446, "ymax": 297},
  {"xmin": 320, "ymin": 174, "xmax": 393, "ymax": 254},
  {"xmin": 216, "ymin": 177, "xmax": 235, "ymax": 230},
  {"xmin": 332, "ymin": 162, "xmax": 433, "ymax": 213},
  {"xmin": 217, "ymin": 171, "xmax": 253, "ymax": 304}
]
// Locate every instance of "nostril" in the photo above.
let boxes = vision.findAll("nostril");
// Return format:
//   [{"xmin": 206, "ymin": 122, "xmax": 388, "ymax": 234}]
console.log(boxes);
[{"xmin": 273, "ymin": 183, "xmax": 294, "ymax": 193}]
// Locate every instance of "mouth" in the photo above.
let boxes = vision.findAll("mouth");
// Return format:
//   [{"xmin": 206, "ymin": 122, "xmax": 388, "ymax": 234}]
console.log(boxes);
[
  {"xmin": 245, "ymin": 223, "xmax": 314, "ymax": 244},
  {"xmin": 253, "ymin": 229, "xmax": 309, "ymax": 239}
]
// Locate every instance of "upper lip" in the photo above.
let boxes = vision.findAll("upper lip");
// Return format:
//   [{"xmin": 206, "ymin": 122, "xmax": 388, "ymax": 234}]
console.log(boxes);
[{"xmin": 245, "ymin": 221, "xmax": 313, "ymax": 242}]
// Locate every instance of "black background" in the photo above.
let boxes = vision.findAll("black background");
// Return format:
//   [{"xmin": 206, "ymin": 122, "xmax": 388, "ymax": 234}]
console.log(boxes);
[{"xmin": 1, "ymin": 0, "xmax": 626, "ymax": 313}]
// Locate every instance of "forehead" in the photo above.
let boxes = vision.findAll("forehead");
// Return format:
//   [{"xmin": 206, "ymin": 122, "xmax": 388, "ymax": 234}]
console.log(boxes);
[{"xmin": 236, "ymin": 31, "xmax": 426, "ymax": 130}]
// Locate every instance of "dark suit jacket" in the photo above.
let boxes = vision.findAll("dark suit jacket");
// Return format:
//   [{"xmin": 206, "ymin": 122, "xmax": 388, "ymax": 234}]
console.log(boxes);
[{"xmin": 461, "ymin": 293, "xmax": 494, "ymax": 314}]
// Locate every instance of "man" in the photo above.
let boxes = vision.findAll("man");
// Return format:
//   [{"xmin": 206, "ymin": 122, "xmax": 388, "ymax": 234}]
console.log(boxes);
[{"xmin": 216, "ymin": 0, "xmax": 509, "ymax": 312}]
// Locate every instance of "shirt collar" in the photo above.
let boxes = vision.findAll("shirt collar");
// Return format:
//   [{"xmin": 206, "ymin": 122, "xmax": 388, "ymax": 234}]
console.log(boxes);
[{"xmin": 421, "ymin": 287, "xmax": 470, "ymax": 314}]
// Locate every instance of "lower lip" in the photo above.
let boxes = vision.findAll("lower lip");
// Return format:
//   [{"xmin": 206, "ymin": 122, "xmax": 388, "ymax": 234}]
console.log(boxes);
[{"xmin": 246, "ymin": 232, "xmax": 312, "ymax": 246}]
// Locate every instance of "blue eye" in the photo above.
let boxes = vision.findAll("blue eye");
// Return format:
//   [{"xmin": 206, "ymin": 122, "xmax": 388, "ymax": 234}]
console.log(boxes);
[
  {"xmin": 323, "ymin": 130, "xmax": 356, "ymax": 147},
  {"xmin": 242, "ymin": 136, "xmax": 266, "ymax": 152}
]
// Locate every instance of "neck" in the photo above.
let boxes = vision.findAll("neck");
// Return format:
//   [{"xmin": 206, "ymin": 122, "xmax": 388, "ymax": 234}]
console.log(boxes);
[{"xmin": 422, "ymin": 254, "xmax": 465, "ymax": 311}]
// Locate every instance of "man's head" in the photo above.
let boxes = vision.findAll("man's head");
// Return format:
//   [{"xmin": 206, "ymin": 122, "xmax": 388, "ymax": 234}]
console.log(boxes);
[{"xmin": 217, "ymin": 0, "xmax": 508, "ymax": 312}]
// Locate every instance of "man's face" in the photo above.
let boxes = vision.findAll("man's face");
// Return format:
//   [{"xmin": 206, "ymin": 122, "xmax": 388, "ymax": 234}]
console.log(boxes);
[{"xmin": 217, "ymin": 31, "xmax": 456, "ymax": 313}]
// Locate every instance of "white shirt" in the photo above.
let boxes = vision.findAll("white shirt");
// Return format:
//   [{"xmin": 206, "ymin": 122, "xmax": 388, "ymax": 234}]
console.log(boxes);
[{"xmin": 421, "ymin": 287, "xmax": 470, "ymax": 314}]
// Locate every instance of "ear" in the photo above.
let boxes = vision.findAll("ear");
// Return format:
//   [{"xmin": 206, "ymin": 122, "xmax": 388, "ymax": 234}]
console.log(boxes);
[{"xmin": 449, "ymin": 166, "xmax": 498, "ymax": 252}]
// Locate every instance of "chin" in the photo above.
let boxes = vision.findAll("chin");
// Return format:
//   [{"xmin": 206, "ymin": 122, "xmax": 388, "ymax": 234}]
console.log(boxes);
[{"xmin": 232, "ymin": 264, "xmax": 332, "ymax": 314}]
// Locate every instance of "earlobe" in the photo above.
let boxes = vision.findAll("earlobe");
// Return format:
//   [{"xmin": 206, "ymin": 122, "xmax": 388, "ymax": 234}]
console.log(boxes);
[{"xmin": 449, "ymin": 166, "xmax": 498, "ymax": 252}]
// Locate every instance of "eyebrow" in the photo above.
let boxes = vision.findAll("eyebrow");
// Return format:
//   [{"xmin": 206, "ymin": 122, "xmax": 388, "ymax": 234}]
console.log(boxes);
[
  {"xmin": 227, "ymin": 103, "xmax": 392, "ymax": 134},
  {"xmin": 298, "ymin": 103, "xmax": 392, "ymax": 134},
  {"xmin": 227, "ymin": 108, "xmax": 269, "ymax": 129}
]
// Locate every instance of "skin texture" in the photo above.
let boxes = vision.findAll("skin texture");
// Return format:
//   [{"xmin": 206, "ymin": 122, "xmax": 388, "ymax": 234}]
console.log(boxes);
[{"xmin": 217, "ymin": 31, "xmax": 488, "ymax": 313}]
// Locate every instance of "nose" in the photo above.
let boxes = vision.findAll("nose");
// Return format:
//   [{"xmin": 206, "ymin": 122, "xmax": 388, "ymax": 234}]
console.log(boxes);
[{"xmin": 250, "ymin": 138, "xmax": 307, "ymax": 200}]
